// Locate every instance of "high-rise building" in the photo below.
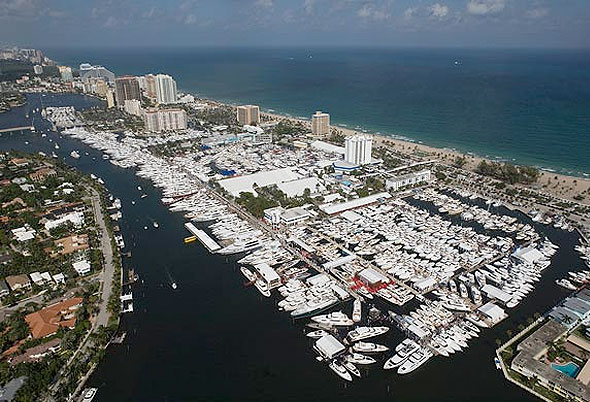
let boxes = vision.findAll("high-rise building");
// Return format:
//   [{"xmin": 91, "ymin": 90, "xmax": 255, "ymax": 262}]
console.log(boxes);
[
  {"xmin": 344, "ymin": 135, "xmax": 373, "ymax": 165},
  {"xmin": 33, "ymin": 65, "xmax": 43, "ymax": 75},
  {"xmin": 154, "ymin": 74, "xmax": 178, "ymax": 104},
  {"xmin": 124, "ymin": 100, "xmax": 143, "ymax": 116},
  {"xmin": 79, "ymin": 63, "xmax": 115, "ymax": 83},
  {"xmin": 115, "ymin": 76, "xmax": 141, "ymax": 106},
  {"xmin": 311, "ymin": 111, "xmax": 330, "ymax": 137},
  {"xmin": 94, "ymin": 79, "xmax": 108, "ymax": 97},
  {"xmin": 145, "ymin": 74, "xmax": 156, "ymax": 98},
  {"xmin": 236, "ymin": 105, "xmax": 260, "ymax": 125},
  {"xmin": 58, "ymin": 66, "xmax": 73, "ymax": 82},
  {"xmin": 106, "ymin": 90, "xmax": 116, "ymax": 108},
  {"xmin": 143, "ymin": 108, "xmax": 187, "ymax": 132}
]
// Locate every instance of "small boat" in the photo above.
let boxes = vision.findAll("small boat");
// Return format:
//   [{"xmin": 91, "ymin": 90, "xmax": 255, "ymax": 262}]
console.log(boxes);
[
  {"xmin": 343, "ymin": 361, "xmax": 361, "ymax": 378},
  {"xmin": 171, "ymin": 282, "xmax": 177, "ymax": 290},
  {"xmin": 141, "ymin": 194, "xmax": 148, "ymax": 199},
  {"xmin": 81, "ymin": 388, "xmax": 98, "ymax": 402},
  {"xmin": 306, "ymin": 330, "xmax": 329, "ymax": 339},
  {"xmin": 329, "ymin": 361, "xmax": 353, "ymax": 382},
  {"xmin": 352, "ymin": 299, "xmax": 362, "ymax": 323},
  {"xmin": 70, "ymin": 150, "xmax": 80, "ymax": 159},
  {"xmin": 153, "ymin": 222, "xmax": 159, "ymax": 228},
  {"xmin": 137, "ymin": 186, "xmax": 142, "ymax": 191},
  {"xmin": 494, "ymin": 357, "xmax": 502, "ymax": 370}
]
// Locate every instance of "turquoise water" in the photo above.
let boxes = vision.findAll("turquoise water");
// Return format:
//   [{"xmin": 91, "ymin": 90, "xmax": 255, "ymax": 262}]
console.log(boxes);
[
  {"xmin": 47, "ymin": 47, "xmax": 590, "ymax": 177},
  {"xmin": 552, "ymin": 362, "xmax": 580, "ymax": 377}
]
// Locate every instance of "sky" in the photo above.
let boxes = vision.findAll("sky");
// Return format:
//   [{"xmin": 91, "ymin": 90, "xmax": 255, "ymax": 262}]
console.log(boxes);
[{"xmin": 0, "ymin": 0, "xmax": 589, "ymax": 49}]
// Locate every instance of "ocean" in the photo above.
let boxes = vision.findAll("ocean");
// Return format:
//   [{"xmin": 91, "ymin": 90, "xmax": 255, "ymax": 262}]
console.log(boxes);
[
  {"xmin": 0, "ymin": 94, "xmax": 586, "ymax": 401},
  {"xmin": 47, "ymin": 47, "xmax": 590, "ymax": 177}
]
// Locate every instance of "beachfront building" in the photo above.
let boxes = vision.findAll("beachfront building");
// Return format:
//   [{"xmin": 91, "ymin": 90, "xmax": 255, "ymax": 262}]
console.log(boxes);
[
  {"xmin": 79, "ymin": 63, "xmax": 115, "ymax": 84},
  {"xmin": 154, "ymin": 74, "xmax": 178, "ymax": 104},
  {"xmin": 58, "ymin": 66, "xmax": 73, "ymax": 82},
  {"xmin": 311, "ymin": 111, "xmax": 330, "ymax": 137},
  {"xmin": 386, "ymin": 170, "xmax": 431, "ymax": 191},
  {"xmin": 143, "ymin": 108, "xmax": 188, "ymax": 132},
  {"xmin": 104, "ymin": 90, "xmax": 115, "ymax": 109},
  {"xmin": 124, "ymin": 99, "xmax": 143, "ymax": 117},
  {"xmin": 237, "ymin": 105, "xmax": 260, "ymax": 125},
  {"xmin": 115, "ymin": 76, "xmax": 141, "ymax": 106},
  {"xmin": 94, "ymin": 79, "xmax": 108, "ymax": 97},
  {"xmin": 344, "ymin": 135, "xmax": 373, "ymax": 165}
]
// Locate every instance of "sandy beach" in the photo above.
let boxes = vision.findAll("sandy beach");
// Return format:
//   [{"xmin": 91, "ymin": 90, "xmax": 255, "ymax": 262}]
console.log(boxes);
[{"xmin": 258, "ymin": 110, "xmax": 590, "ymax": 207}]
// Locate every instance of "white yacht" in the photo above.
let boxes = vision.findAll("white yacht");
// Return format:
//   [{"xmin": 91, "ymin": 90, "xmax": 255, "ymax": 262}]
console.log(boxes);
[
  {"xmin": 82, "ymin": 388, "xmax": 98, "ymax": 402},
  {"xmin": 384, "ymin": 339, "xmax": 419, "ymax": 369},
  {"xmin": 343, "ymin": 361, "xmax": 361, "ymax": 378},
  {"xmin": 70, "ymin": 150, "xmax": 80, "ymax": 159},
  {"xmin": 291, "ymin": 298, "xmax": 338, "ymax": 318},
  {"xmin": 329, "ymin": 361, "xmax": 353, "ymax": 381},
  {"xmin": 311, "ymin": 311, "xmax": 354, "ymax": 326},
  {"xmin": 352, "ymin": 342, "xmax": 389, "ymax": 354},
  {"xmin": 352, "ymin": 299, "xmax": 362, "ymax": 323},
  {"xmin": 346, "ymin": 353, "xmax": 376, "ymax": 365},
  {"xmin": 306, "ymin": 330, "xmax": 329, "ymax": 339},
  {"xmin": 347, "ymin": 326, "xmax": 389, "ymax": 342},
  {"xmin": 397, "ymin": 348, "xmax": 433, "ymax": 375}
]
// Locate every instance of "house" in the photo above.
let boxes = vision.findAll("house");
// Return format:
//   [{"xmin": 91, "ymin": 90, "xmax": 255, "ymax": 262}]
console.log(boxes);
[
  {"xmin": 386, "ymin": 169, "xmax": 431, "ymax": 191},
  {"xmin": 72, "ymin": 260, "xmax": 91, "ymax": 276},
  {"xmin": 52, "ymin": 273, "xmax": 66, "ymax": 285},
  {"xmin": 44, "ymin": 211, "xmax": 84, "ymax": 231},
  {"xmin": 0, "ymin": 281, "xmax": 10, "ymax": 298},
  {"xmin": 5, "ymin": 275, "xmax": 32, "ymax": 292},
  {"xmin": 28, "ymin": 272, "xmax": 45, "ymax": 287},
  {"xmin": 29, "ymin": 167, "xmax": 57, "ymax": 183},
  {"xmin": 25, "ymin": 297, "xmax": 83, "ymax": 338},
  {"xmin": 11, "ymin": 226, "xmax": 36, "ymax": 242},
  {"xmin": 48, "ymin": 234, "xmax": 89, "ymax": 257}
]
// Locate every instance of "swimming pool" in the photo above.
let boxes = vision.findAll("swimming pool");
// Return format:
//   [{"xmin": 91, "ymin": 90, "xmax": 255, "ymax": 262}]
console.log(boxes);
[{"xmin": 551, "ymin": 362, "xmax": 580, "ymax": 377}]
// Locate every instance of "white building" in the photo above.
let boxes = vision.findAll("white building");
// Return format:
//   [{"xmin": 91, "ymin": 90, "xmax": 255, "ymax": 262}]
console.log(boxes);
[
  {"xmin": 386, "ymin": 169, "xmax": 431, "ymax": 191},
  {"xmin": 236, "ymin": 105, "xmax": 260, "ymax": 125},
  {"xmin": 33, "ymin": 65, "xmax": 43, "ymax": 75},
  {"xmin": 79, "ymin": 63, "xmax": 115, "ymax": 84},
  {"xmin": 59, "ymin": 66, "xmax": 73, "ymax": 82},
  {"xmin": 344, "ymin": 135, "xmax": 373, "ymax": 165},
  {"xmin": 143, "ymin": 108, "xmax": 187, "ymax": 132},
  {"xmin": 124, "ymin": 99, "xmax": 143, "ymax": 116},
  {"xmin": 11, "ymin": 227, "xmax": 36, "ymax": 242},
  {"xmin": 72, "ymin": 260, "xmax": 91, "ymax": 276},
  {"xmin": 44, "ymin": 211, "xmax": 84, "ymax": 231},
  {"xmin": 154, "ymin": 74, "xmax": 178, "ymax": 104},
  {"xmin": 311, "ymin": 111, "xmax": 330, "ymax": 137}
]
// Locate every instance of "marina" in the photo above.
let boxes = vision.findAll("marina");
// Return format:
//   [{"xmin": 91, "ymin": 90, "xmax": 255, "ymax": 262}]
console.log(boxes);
[{"xmin": 1, "ymin": 93, "xmax": 586, "ymax": 402}]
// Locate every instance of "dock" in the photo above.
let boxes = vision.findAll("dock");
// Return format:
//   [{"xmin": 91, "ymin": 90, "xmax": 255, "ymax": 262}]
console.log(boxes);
[
  {"xmin": 184, "ymin": 222, "xmax": 221, "ymax": 252},
  {"xmin": 0, "ymin": 126, "xmax": 34, "ymax": 133}
]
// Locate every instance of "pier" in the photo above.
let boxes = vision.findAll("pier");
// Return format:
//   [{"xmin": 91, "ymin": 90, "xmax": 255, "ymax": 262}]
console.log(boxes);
[{"xmin": 184, "ymin": 222, "xmax": 221, "ymax": 252}]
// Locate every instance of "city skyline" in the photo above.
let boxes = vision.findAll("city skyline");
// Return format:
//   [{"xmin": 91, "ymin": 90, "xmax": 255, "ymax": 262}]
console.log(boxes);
[{"xmin": 0, "ymin": 0, "xmax": 589, "ymax": 49}]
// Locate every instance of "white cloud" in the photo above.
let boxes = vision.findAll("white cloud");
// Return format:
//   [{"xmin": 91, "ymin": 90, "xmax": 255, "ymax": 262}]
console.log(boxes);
[
  {"xmin": 404, "ymin": 6, "xmax": 419, "ymax": 20},
  {"xmin": 357, "ymin": 3, "xmax": 390, "ymax": 21},
  {"xmin": 0, "ymin": 0, "xmax": 64, "ymax": 20},
  {"xmin": 467, "ymin": 0, "xmax": 505, "ymax": 15},
  {"xmin": 184, "ymin": 14, "xmax": 197, "ymax": 25},
  {"xmin": 303, "ymin": 0, "xmax": 315, "ymax": 16},
  {"xmin": 255, "ymin": 0, "xmax": 273, "ymax": 8},
  {"xmin": 526, "ymin": 7, "xmax": 548, "ymax": 19},
  {"xmin": 103, "ymin": 15, "xmax": 124, "ymax": 28},
  {"xmin": 429, "ymin": 3, "xmax": 449, "ymax": 19}
]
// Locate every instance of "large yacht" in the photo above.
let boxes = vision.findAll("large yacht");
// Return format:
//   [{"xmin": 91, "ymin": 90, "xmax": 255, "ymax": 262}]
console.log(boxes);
[
  {"xmin": 347, "ymin": 326, "xmax": 389, "ymax": 342},
  {"xmin": 311, "ymin": 311, "xmax": 354, "ymax": 326}
]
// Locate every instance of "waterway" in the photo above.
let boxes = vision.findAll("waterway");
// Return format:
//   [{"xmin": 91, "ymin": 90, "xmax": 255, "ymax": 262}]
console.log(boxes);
[{"xmin": 0, "ymin": 93, "xmax": 586, "ymax": 401}]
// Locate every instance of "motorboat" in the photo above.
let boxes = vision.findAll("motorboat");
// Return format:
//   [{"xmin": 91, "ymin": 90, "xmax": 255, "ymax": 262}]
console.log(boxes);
[
  {"xmin": 306, "ymin": 330, "xmax": 329, "ymax": 339},
  {"xmin": 346, "ymin": 353, "xmax": 376, "ymax": 365},
  {"xmin": 343, "ymin": 361, "xmax": 361, "ymax": 378},
  {"xmin": 329, "ymin": 361, "xmax": 353, "ymax": 381},
  {"xmin": 352, "ymin": 299, "xmax": 362, "ymax": 322},
  {"xmin": 352, "ymin": 342, "xmax": 389, "ymax": 354},
  {"xmin": 311, "ymin": 311, "xmax": 354, "ymax": 326},
  {"xmin": 347, "ymin": 326, "xmax": 389, "ymax": 342},
  {"xmin": 397, "ymin": 349, "xmax": 433, "ymax": 375}
]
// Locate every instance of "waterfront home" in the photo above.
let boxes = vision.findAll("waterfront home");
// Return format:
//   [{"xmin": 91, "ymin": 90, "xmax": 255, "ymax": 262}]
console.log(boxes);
[
  {"xmin": 5, "ymin": 275, "xmax": 32, "ymax": 292},
  {"xmin": 25, "ymin": 297, "xmax": 83, "ymax": 338},
  {"xmin": 72, "ymin": 260, "xmax": 91, "ymax": 276}
]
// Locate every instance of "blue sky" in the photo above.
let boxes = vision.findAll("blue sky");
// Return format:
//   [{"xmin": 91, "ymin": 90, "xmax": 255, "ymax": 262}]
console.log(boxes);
[{"xmin": 0, "ymin": 0, "xmax": 588, "ymax": 48}]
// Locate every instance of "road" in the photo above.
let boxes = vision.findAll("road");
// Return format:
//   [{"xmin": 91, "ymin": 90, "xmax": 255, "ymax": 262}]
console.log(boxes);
[{"xmin": 89, "ymin": 188, "xmax": 116, "ymax": 329}]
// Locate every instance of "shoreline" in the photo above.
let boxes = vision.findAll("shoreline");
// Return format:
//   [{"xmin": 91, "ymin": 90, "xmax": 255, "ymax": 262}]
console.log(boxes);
[
  {"xmin": 189, "ymin": 92, "xmax": 590, "ymax": 179},
  {"xmin": 195, "ymin": 95, "xmax": 590, "ymax": 206}
]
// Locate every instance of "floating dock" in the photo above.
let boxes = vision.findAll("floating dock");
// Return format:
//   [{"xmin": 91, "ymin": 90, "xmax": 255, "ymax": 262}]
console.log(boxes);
[{"xmin": 184, "ymin": 222, "xmax": 221, "ymax": 252}]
